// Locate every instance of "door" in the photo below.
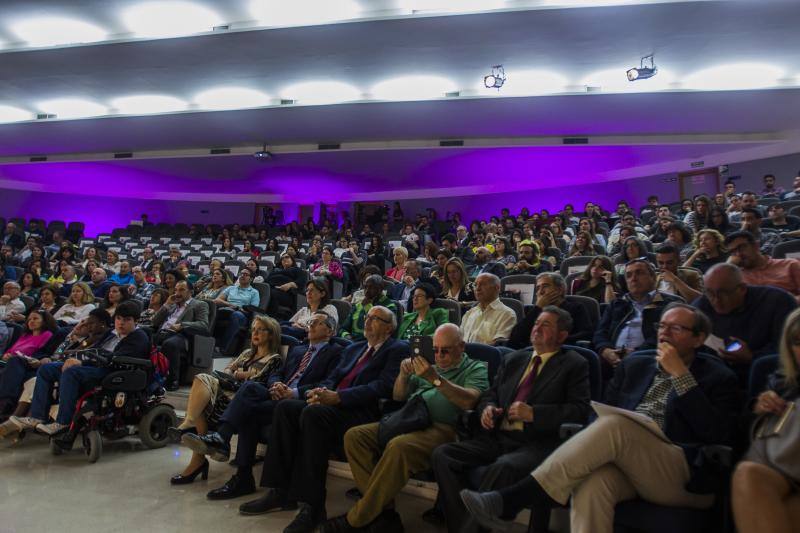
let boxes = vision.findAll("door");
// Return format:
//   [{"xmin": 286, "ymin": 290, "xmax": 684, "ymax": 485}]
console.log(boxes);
[{"xmin": 678, "ymin": 168, "xmax": 720, "ymax": 200}]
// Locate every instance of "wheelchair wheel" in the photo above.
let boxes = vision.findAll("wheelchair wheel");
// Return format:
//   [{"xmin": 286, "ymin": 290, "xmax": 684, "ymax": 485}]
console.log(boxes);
[
  {"xmin": 83, "ymin": 430, "xmax": 102, "ymax": 463},
  {"xmin": 139, "ymin": 404, "xmax": 177, "ymax": 449}
]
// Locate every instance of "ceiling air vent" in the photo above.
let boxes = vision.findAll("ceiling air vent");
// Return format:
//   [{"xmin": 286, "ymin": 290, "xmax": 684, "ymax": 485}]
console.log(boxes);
[
  {"xmin": 563, "ymin": 137, "xmax": 589, "ymax": 145},
  {"xmin": 29, "ymin": 156, "xmax": 47, "ymax": 162},
  {"xmin": 280, "ymin": 99, "xmax": 295, "ymax": 105},
  {"xmin": 318, "ymin": 143, "xmax": 341, "ymax": 150},
  {"xmin": 36, "ymin": 113, "xmax": 56, "ymax": 120},
  {"xmin": 439, "ymin": 140, "xmax": 464, "ymax": 147},
  {"xmin": 210, "ymin": 148, "xmax": 231, "ymax": 155},
  {"xmin": 114, "ymin": 152, "xmax": 133, "ymax": 159}
]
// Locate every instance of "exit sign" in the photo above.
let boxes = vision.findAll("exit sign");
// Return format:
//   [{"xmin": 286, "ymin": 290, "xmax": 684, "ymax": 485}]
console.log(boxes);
[{"xmin": 690, "ymin": 161, "xmax": 705, "ymax": 168}]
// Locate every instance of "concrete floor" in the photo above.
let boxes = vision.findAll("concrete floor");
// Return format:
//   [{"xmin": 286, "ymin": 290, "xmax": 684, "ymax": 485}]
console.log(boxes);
[{"xmin": 0, "ymin": 434, "xmax": 532, "ymax": 533}]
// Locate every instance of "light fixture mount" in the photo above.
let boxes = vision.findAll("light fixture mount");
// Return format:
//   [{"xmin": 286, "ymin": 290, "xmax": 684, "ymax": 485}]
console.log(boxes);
[
  {"xmin": 484, "ymin": 65, "xmax": 506, "ymax": 90},
  {"xmin": 627, "ymin": 54, "xmax": 657, "ymax": 81}
]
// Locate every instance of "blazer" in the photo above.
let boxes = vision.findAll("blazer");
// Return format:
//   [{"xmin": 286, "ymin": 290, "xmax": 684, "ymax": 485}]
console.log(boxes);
[
  {"xmin": 467, "ymin": 261, "xmax": 507, "ymax": 279},
  {"xmin": 151, "ymin": 298, "xmax": 210, "ymax": 335},
  {"xmin": 320, "ymin": 337, "xmax": 408, "ymax": 411},
  {"xmin": 604, "ymin": 353, "xmax": 741, "ymax": 484},
  {"xmin": 267, "ymin": 340, "xmax": 344, "ymax": 399},
  {"xmin": 477, "ymin": 347, "xmax": 591, "ymax": 447},
  {"xmin": 95, "ymin": 328, "xmax": 151, "ymax": 363},
  {"xmin": 508, "ymin": 298, "xmax": 594, "ymax": 349},
  {"xmin": 593, "ymin": 291, "xmax": 682, "ymax": 352}
]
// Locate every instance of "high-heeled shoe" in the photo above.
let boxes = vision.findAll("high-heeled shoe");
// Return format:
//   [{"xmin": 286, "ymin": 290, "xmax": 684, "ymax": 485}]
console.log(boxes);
[
  {"xmin": 171, "ymin": 459, "xmax": 209, "ymax": 485},
  {"xmin": 167, "ymin": 426, "xmax": 197, "ymax": 444}
]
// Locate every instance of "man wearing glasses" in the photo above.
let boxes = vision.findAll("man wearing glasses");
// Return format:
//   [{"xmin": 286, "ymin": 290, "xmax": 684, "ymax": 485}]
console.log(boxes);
[
  {"xmin": 238, "ymin": 306, "xmax": 407, "ymax": 533},
  {"xmin": 460, "ymin": 303, "xmax": 741, "ymax": 533},
  {"xmin": 321, "ymin": 323, "xmax": 489, "ymax": 532}
]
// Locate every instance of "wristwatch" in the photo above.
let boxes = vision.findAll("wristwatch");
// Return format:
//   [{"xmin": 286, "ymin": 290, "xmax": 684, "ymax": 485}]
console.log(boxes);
[{"xmin": 432, "ymin": 378, "xmax": 442, "ymax": 388}]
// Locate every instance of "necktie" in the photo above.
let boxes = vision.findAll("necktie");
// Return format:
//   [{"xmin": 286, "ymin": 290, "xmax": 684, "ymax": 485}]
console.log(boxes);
[
  {"xmin": 337, "ymin": 346, "xmax": 375, "ymax": 391},
  {"xmin": 513, "ymin": 355, "xmax": 542, "ymax": 402},
  {"xmin": 286, "ymin": 346, "xmax": 315, "ymax": 385}
]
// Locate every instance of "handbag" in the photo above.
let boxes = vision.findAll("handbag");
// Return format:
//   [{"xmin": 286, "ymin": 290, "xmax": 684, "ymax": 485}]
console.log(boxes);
[
  {"xmin": 212, "ymin": 370, "xmax": 241, "ymax": 393},
  {"xmin": 377, "ymin": 394, "xmax": 432, "ymax": 450},
  {"xmin": 748, "ymin": 397, "xmax": 800, "ymax": 482}
]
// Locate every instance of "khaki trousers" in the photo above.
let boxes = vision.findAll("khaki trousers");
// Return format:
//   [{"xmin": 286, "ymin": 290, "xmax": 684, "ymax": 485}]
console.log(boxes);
[
  {"xmin": 532, "ymin": 413, "xmax": 713, "ymax": 533},
  {"xmin": 344, "ymin": 422, "xmax": 456, "ymax": 527}
]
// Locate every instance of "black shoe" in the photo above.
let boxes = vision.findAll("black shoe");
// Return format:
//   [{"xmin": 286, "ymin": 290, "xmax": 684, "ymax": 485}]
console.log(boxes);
[
  {"xmin": 170, "ymin": 459, "xmax": 209, "ymax": 485},
  {"xmin": 167, "ymin": 426, "xmax": 197, "ymax": 444},
  {"xmin": 372, "ymin": 509, "xmax": 404, "ymax": 533},
  {"xmin": 459, "ymin": 490, "xmax": 512, "ymax": 532},
  {"xmin": 421, "ymin": 507, "xmax": 445, "ymax": 527},
  {"xmin": 239, "ymin": 489, "xmax": 298, "ymax": 515},
  {"xmin": 206, "ymin": 473, "xmax": 256, "ymax": 500},
  {"xmin": 284, "ymin": 504, "xmax": 326, "ymax": 533},
  {"xmin": 181, "ymin": 431, "xmax": 230, "ymax": 462},
  {"xmin": 345, "ymin": 487, "xmax": 362, "ymax": 500},
  {"xmin": 319, "ymin": 514, "xmax": 366, "ymax": 533},
  {"xmin": 166, "ymin": 381, "xmax": 181, "ymax": 392}
]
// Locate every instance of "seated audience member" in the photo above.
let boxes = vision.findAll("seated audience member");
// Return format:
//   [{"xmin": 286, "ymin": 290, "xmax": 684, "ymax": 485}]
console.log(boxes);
[
  {"xmin": 284, "ymin": 278, "xmax": 339, "ymax": 339},
  {"xmin": 467, "ymin": 246, "xmax": 506, "ymax": 279},
  {"xmin": 339, "ymin": 275, "xmax": 397, "ymax": 341},
  {"xmin": 324, "ymin": 323, "xmax": 489, "ymax": 532},
  {"xmin": 508, "ymin": 240, "xmax": 552, "ymax": 275},
  {"xmin": 570, "ymin": 255, "xmax": 619, "ymax": 303},
  {"xmin": 493, "ymin": 238, "xmax": 517, "ymax": 266},
  {"xmin": 145, "ymin": 261, "xmax": 165, "ymax": 284},
  {"xmin": 344, "ymin": 265, "xmax": 382, "ymax": 306},
  {"xmin": 655, "ymin": 243, "xmax": 703, "ymax": 302},
  {"xmin": 694, "ymin": 263, "xmax": 797, "ymax": 384},
  {"xmin": 34, "ymin": 284, "xmax": 62, "ymax": 316},
  {"xmin": 726, "ymin": 230, "xmax": 800, "ymax": 300},
  {"xmin": 740, "ymin": 206, "xmax": 782, "ymax": 256},
  {"xmin": 573, "ymin": 217, "xmax": 607, "ymax": 249},
  {"xmin": 137, "ymin": 288, "xmax": 169, "ymax": 327},
  {"xmin": 396, "ymin": 283, "xmax": 449, "ymax": 340},
  {"xmin": 665, "ymin": 221, "xmax": 694, "ymax": 262},
  {"xmin": 1, "ymin": 309, "xmax": 56, "ymax": 359},
  {"xmin": 139, "ymin": 247, "xmax": 156, "ymax": 272},
  {"xmin": 243, "ymin": 259, "xmax": 266, "ymax": 284},
  {"xmin": 311, "ymin": 246, "xmax": 344, "ymax": 280},
  {"xmin": 52, "ymin": 282, "xmax": 96, "ymax": 326},
  {"xmin": 183, "ymin": 312, "xmax": 343, "ymax": 498},
  {"xmin": 727, "ymin": 194, "xmax": 744, "ymax": 223},
  {"xmin": 87, "ymin": 266, "xmax": 112, "ymax": 298},
  {"xmin": 612, "ymin": 235, "xmax": 649, "ymax": 275},
  {"xmin": 385, "ymin": 246, "xmax": 409, "ymax": 282},
  {"xmin": 708, "ymin": 206, "xmax": 735, "ymax": 235},
  {"xmin": 441, "ymin": 257, "xmax": 476, "ymax": 302},
  {"xmin": 163, "ymin": 249, "xmax": 185, "ymax": 271},
  {"xmin": 760, "ymin": 173, "xmax": 784, "ymax": 197},
  {"xmin": 607, "ymin": 213, "xmax": 647, "ymax": 250},
  {"xmin": 109, "ymin": 261, "xmax": 134, "ymax": 286},
  {"xmin": 129, "ymin": 265, "xmax": 155, "ymax": 302},
  {"xmin": 441, "ymin": 233, "xmax": 475, "ymax": 265},
  {"xmin": 162, "ymin": 269, "xmax": 186, "ymax": 295},
  {"xmin": 763, "ymin": 203, "xmax": 800, "ymax": 234},
  {"xmin": 8, "ymin": 301, "xmax": 149, "ymax": 436},
  {"xmin": 432, "ymin": 306, "xmax": 590, "ymax": 532},
  {"xmin": 649, "ymin": 215, "xmax": 675, "ymax": 244},
  {"xmin": 460, "ymin": 273, "xmax": 516, "ymax": 346},
  {"xmin": 780, "ymin": 172, "xmax": 800, "ymax": 200},
  {"xmin": 99, "ymin": 283, "xmax": 130, "ymax": 317},
  {"xmin": 509, "ymin": 273, "xmax": 593, "ymax": 348},
  {"xmin": 52, "ymin": 264, "xmax": 78, "ymax": 298},
  {"xmin": 461, "ymin": 304, "xmax": 741, "ymax": 533},
  {"xmin": 232, "ymin": 306, "xmax": 407, "ymax": 533},
  {"xmin": 196, "ymin": 268, "xmax": 231, "ymax": 301},
  {"xmin": 19, "ymin": 271, "xmax": 42, "ymax": 302},
  {"xmin": 683, "ymin": 228, "xmax": 728, "ymax": 273},
  {"xmin": 265, "ymin": 254, "xmax": 305, "ymax": 313},
  {"xmin": 388, "ymin": 259, "xmax": 442, "ymax": 310},
  {"xmin": 103, "ymin": 249, "xmax": 121, "ymax": 274},
  {"xmin": 568, "ymin": 231, "xmax": 597, "ymax": 257},
  {"xmin": 594, "ymin": 259, "xmax": 682, "ymax": 370},
  {"xmin": 0, "ymin": 281, "xmax": 26, "ymax": 322},
  {"xmin": 152, "ymin": 280, "xmax": 210, "ymax": 390},
  {"xmin": 1, "ymin": 222, "xmax": 22, "ymax": 252},
  {"xmin": 682, "ymin": 194, "xmax": 712, "ymax": 233},
  {"xmin": 214, "ymin": 270, "xmax": 260, "ymax": 356},
  {"xmin": 732, "ymin": 306, "xmax": 800, "ymax": 533},
  {"xmin": 170, "ymin": 315, "xmax": 283, "ymax": 484},
  {"xmin": 342, "ymin": 240, "xmax": 367, "ymax": 270}
]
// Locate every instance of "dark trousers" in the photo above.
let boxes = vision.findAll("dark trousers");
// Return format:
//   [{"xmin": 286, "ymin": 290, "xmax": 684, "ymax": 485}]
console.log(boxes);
[
  {"xmin": 0, "ymin": 356, "xmax": 37, "ymax": 401},
  {"xmin": 219, "ymin": 381, "xmax": 277, "ymax": 468},
  {"xmin": 157, "ymin": 331, "xmax": 188, "ymax": 384},
  {"xmin": 431, "ymin": 432, "xmax": 553, "ymax": 533},
  {"xmin": 217, "ymin": 309, "xmax": 249, "ymax": 356},
  {"xmin": 260, "ymin": 399, "xmax": 376, "ymax": 509}
]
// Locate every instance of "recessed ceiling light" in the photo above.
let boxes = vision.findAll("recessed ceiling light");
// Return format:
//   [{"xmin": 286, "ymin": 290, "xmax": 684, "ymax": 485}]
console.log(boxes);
[
  {"xmin": 0, "ymin": 105, "xmax": 33, "ymax": 124},
  {"xmin": 371, "ymin": 75, "xmax": 457, "ymax": 101},
  {"xmin": 194, "ymin": 87, "xmax": 272, "ymax": 110},
  {"xmin": 121, "ymin": 1, "xmax": 223, "ymax": 38},
  {"xmin": 280, "ymin": 81, "xmax": 361, "ymax": 104},
  {"xmin": 36, "ymin": 98, "xmax": 108, "ymax": 119},
  {"xmin": 581, "ymin": 67, "xmax": 674, "ymax": 92},
  {"xmin": 399, "ymin": 0, "xmax": 506, "ymax": 14},
  {"xmin": 482, "ymin": 69, "xmax": 569, "ymax": 95},
  {"xmin": 10, "ymin": 16, "xmax": 108, "ymax": 47},
  {"xmin": 249, "ymin": 0, "xmax": 362, "ymax": 26},
  {"xmin": 111, "ymin": 94, "xmax": 188, "ymax": 115},
  {"xmin": 683, "ymin": 63, "xmax": 785, "ymax": 91}
]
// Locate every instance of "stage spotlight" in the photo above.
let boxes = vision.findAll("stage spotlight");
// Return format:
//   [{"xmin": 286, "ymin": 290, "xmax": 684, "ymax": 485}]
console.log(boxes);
[
  {"xmin": 627, "ymin": 54, "xmax": 657, "ymax": 81},
  {"xmin": 254, "ymin": 143, "xmax": 273, "ymax": 161},
  {"xmin": 484, "ymin": 65, "xmax": 506, "ymax": 89}
]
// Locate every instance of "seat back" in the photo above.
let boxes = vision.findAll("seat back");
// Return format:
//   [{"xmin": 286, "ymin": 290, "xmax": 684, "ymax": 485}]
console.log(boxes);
[
  {"xmin": 252, "ymin": 282, "xmax": 271, "ymax": 313},
  {"xmin": 562, "ymin": 344, "xmax": 602, "ymax": 401},
  {"xmin": 464, "ymin": 343, "xmax": 502, "ymax": 384},
  {"xmin": 499, "ymin": 297, "xmax": 525, "ymax": 322},
  {"xmin": 565, "ymin": 294, "xmax": 601, "ymax": 332},
  {"xmin": 500, "ymin": 274, "xmax": 537, "ymax": 306},
  {"xmin": 748, "ymin": 354, "xmax": 779, "ymax": 400},
  {"xmin": 560, "ymin": 255, "xmax": 596, "ymax": 277},
  {"xmin": 329, "ymin": 299, "xmax": 352, "ymax": 330},
  {"xmin": 771, "ymin": 239, "xmax": 800, "ymax": 259},
  {"xmin": 432, "ymin": 298, "xmax": 461, "ymax": 325}
]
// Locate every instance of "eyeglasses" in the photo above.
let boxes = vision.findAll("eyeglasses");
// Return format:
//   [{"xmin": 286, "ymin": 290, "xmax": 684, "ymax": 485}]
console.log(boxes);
[
  {"xmin": 365, "ymin": 315, "xmax": 391, "ymax": 324},
  {"xmin": 654, "ymin": 322, "xmax": 694, "ymax": 334}
]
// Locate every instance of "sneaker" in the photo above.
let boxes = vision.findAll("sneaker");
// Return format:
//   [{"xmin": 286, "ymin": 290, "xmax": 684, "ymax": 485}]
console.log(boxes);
[
  {"xmin": 8, "ymin": 416, "xmax": 43, "ymax": 431},
  {"xmin": 37, "ymin": 422, "xmax": 69, "ymax": 436}
]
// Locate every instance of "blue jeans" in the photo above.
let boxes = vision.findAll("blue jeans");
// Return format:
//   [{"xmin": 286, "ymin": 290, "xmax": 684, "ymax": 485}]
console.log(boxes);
[
  {"xmin": 30, "ymin": 362, "xmax": 110, "ymax": 424},
  {"xmin": 217, "ymin": 309, "xmax": 248, "ymax": 355},
  {"xmin": 0, "ymin": 356, "xmax": 37, "ymax": 401}
]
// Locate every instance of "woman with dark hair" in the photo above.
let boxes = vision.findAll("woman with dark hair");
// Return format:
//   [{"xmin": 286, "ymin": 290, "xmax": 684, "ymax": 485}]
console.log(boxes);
[
  {"xmin": 732, "ymin": 307, "xmax": 800, "ymax": 532},
  {"xmin": 20, "ymin": 271, "xmax": 43, "ymax": 302},
  {"xmin": 35, "ymin": 284, "xmax": 62, "ymax": 316},
  {"xmin": 568, "ymin": 231, "xmax": 596, "ymax": 257},
  {"xmin": 366, "ymin": 234, "xmax": 385, "ymax": 274},
  {"xmin": 196, "ymin": 268, "xmax": 231, "ymax": 300},
  {"xmin": 138, "ymin": 288, "xmax": 170, "ymax": 327},
  {"xmin": 680, "ymin": 198, "xmax": 694, "ymax": 217},
  {"xmin": 28, "ymin": 257, "xmax": 50, "ymax": 283},
  {"xmin": 570, "ymin": 255, "xmax": 619, "ymax": 303},
  {"xmin": 51, "ymin": 244, "xmax": 76, "ymax": 267},
  {"xmin": 265, "ymin": 254, "xmax": 305, "ymax": 316},
  {"xmin": 145, "ymin": 261, "xmax": 165, "ymax": 284},
  {"xmin": 396, "ymin": 283, "xmax": 449, "ymax": 340},
  {"xmin": 244, "ymin": 259, "xmax": 267, "ymax": 283},
  {"xmin": 666, "ymin": 221, "xmax": 694, "ymax": 262},
  {"xmin": 493, "ymin": 237, "xmax": 517, "ymax": 266},
  {"xmin": 311, "ymin": 246, "xmax": 343, "ymax": 280},
  {"xmin": 100, "ymin": 283, "xmax": 130, "ymax": 317},
  {"xmin": 163, "ymin": 269, "xmax": 186, "ymax": 295},
  {"xmin": 574, "ymin": 217, "xmax": 607, "ymax": 249},
  {"xmin": 242, "ymin": 240, "xmax": 261, "ymax": 259},
  {"xmin": 219, "ymin": 237, "xmax": 236, "ymax": 259},
  {"xmin": 683, "ymin": 229, "xmax": 728, "ymax": 273},
  {"xmin": 419, "ymin": 240, "xmax": 439, "ymax": 264},
  {"xmin": 683, "ymin": 195, "xmax": 712, "ymax": 233},
  {"xmin": 266, "ymin": 239, "xmax": 280, "ymax": 253},
  {"xmin": 283, "ymin": 278, "xmax": 339, "ymax": 339},
  {"xmin": 708, "ymin": 206, "xmax": 734, "ymax": 235},
  {"xmin": 2, "ymin": 310, "xmax": 56, "ymax": 359},
  {"xmin": 613, "ymin": 236, "xmax": 649, "ymax": 275}
]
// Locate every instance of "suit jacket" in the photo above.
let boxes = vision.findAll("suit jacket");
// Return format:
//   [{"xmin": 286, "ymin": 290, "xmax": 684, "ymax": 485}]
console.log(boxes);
[
  {"xmin": 477, "ymin": 348, "xmax": 591, "ymax": 447},
  {"xmin": 267, "ymin": 340, "xmax": 344, "ymax": 399},
  {"xmin": 320, "ymin": 337, "xmax": 408, "ymax": 411},
  {"xmin": 95, "ymin": 328, "xmax": 151, "ymax": 362},
  {"xmin": 468, "ymin": 261, "xmax": 507, "ymax": 279},
  {"xmin": 593, "ymin": 291, "xmax": 682, "ymax": 352},
  {"xmin": 151, "ymin": 298, "xmax": 210, "ymax": 335},
  {"xmin": 508, "ymin": 299, "xmax": 593, "ymax": 349},
  {"xmin": 604, "ymin": 353, "xmax": 741, "ymax": 482}
]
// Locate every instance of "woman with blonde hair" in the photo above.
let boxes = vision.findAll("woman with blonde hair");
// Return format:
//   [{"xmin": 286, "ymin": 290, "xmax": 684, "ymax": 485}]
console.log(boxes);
[
  {"xmin": 169, "ymin": 315, "xmax": 283, "ymax": 484},
  {"xmin": 52, "ymin": 282, "xmax": 95, "ymax": 325},
  {"xmin": 683, "ymin": 228, "xmax": 728, "ymax": 273},
  {"xmin": 386, "ymin": 246, "xmax": 409, "ymax": 281},
  {"xmin": 441, "ymin": 257, "xmax": 475, "ymax": 302}
]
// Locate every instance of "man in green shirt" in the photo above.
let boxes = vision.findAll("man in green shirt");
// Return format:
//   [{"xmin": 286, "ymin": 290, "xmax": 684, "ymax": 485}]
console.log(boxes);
[
  {"xmin": 321, "ymin": 323, "xmax": 489, "ymax": 532},
  {"xmin": 339, "ymin": 274, "xmax": 397, "ymax": 341}
]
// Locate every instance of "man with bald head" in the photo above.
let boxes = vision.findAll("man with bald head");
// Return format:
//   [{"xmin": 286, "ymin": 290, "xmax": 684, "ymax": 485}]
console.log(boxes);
[
  {"xmin": 693, "ymin": 263, "xmax": 797, "ymax": 382},
  {"xmin": 240, "ymin": 305, "xmax": 408, "ymax": 533},
  {"xmin": 460, "ymin": 273, "xmax": 517, "ymax": 345},
  {"xmin": 467, "ymin": 246, "xmax": 507, "ymax": 279},
  {"xmin": 322, "ymin": 324, "xmax": 489, "ymax": 532}
]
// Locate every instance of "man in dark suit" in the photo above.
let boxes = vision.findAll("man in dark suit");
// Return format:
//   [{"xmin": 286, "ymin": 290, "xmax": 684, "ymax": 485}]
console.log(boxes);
[
  {"xmin": 430, "ymin": 306, "xmax": 591, "ymax": 533},
  {"xmin": 11, "ymin": 301, "xmax": 150, "ymax": 436},
  {"xmin": 442, "ymin": 233, "xmax": 475, "ymax": 265},
  {"xmin": 460, "ymin": 303, "xmax": 741, "ymax": 533},
  {"xmin": 387, "ymin": 259, "xmax": 442, "ymax": 310},
  {"xmin": 182, "ymin": 312, "xmax": 344, "ymax": 498},
  {"xmin": 508, "ymin": 272, "xmax": 593, "ymax": 348},
  {"xmin": 2, "ymin": 222, "xmax": 23, "ymax": 251},
  {"xmin": 151, "ymin": 280, "xmax": 210, "ymax": 390},
  {"xmin": 237, "ymin": 305, "xmax": 408, "ymax": 533},
  {"xmin": 467, "ymin": 246, "xmax": 507, "ymax": 280}
]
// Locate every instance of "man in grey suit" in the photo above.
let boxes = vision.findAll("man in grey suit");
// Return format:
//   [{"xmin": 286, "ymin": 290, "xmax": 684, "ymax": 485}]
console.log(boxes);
[
  {"xmin": 152, "ymin": 280, "xmax": 210, "ymax": 390},
  {"xmin": 430, "ymin": 306, "xmax": 591, "ymax": 533}
]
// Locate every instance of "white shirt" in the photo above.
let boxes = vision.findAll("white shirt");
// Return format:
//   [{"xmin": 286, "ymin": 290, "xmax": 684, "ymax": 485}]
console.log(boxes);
[
  {"xmin": 0, "ymin": 298, "xmax": 25, "ymax": 320},
  {"xmin": 460, "ymin": 298, "xmax": 517, "ymax": 345}
]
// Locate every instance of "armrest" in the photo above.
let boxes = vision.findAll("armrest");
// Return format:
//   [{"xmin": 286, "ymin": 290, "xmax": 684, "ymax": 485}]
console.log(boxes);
[
  {"xmin": 112, "ymin": 356, "xmax": 153, "ymax": 370},
  {"xmin": 700, "ymin": 444, "xmax": 733, "ymax": 469},
  {"xmin": 574, "ymin": 340, "xmax": 593, "ymax": 350},
  {"xmin": 559, "ymin": 423, "xmax": 585, "ymax": 441}
]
